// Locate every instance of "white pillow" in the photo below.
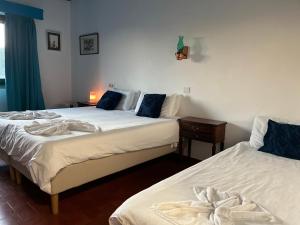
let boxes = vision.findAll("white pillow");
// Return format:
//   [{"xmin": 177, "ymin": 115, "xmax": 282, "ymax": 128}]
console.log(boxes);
[
  {"xmin": 130, "ymin": 90, "xmax": 141, "ymax": 110},
  {"xmin": 160, "ymin": 94, "xmax": 182, "ymax": 118},
  {"xmin": 113, "ymin": 88, "xmax": 136, "ymax": 111},
  {"xmin": 134, "ymin": 92, "xmax": 146, "ymax": 113},
  {"xmin": 249, "ymin": 116, "xmax": 300, "ymax": 149},
  {"xmin": 249, "ymin": 116, "xmax": 269, "ymax": 149}
]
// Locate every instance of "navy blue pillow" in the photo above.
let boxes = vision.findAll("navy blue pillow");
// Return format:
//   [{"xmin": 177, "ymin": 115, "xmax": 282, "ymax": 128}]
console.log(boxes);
[
  {"xmin": 258, "ymin": 120, "xmax": 300, "ymax": 160},
  {"xmin": 96, "ymin": 91, "xmax": 123, "ymax": 110},
  {"xmin": 137, "ymin": 94, "xmax": 166, "ymax": 118}
]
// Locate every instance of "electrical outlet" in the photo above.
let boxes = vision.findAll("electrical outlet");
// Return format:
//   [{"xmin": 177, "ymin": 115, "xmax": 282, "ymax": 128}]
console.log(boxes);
[
  {"xmin": 184, "ymin": 87, "xmax": 191, "ymax": 94},
  {"xmin": 108, "ymin": 83, "xmax": 114, "ymax": 88}
]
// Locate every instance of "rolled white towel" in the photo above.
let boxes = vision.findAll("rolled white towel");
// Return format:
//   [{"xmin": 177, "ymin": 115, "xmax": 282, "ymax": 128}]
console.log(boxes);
[
  {"xmin": 24, "ymin": 121, "xmax": 70, "ymax": 136},
  {"xmin": 0, "ymin": 110, "xmax": 61, "ymax": 120},
  {"xmin": 24, "ymin": 119, "xmax": 100, "ymax": 136},
  {"xmin": 0, "ymin": 111, "xmax": 35, "ymax": 120},
  {"xmin": 66, "ymin": 120, "xmax": 99, "ymax": 133},
  {"xmin": 33, "ymin": 111, "xmax": 61, "ymax": 119}
]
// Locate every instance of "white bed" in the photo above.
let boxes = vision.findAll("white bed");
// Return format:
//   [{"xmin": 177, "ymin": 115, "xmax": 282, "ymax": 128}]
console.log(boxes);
[
  {"xmin": 110, "ymin": 141, "xmax": 300, "ymax": 225},
  {"xmin": 0, "ymin": 107, "xmax": 179, "ymax": 213}
]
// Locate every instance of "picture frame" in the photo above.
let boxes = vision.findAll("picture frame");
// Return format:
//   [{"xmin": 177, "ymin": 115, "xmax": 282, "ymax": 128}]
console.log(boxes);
[
  {"xmin": 47, "ymin": 32, "xmax": 61, "ymax": 51},
  {"xmin": 79, "ymin": 33, "xmax": 99, "ymax": 55}
]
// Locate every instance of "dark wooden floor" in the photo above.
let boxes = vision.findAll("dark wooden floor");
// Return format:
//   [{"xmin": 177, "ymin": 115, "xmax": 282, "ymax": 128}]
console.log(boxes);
[{"xmin": 0, "ymin": 154, "xmax": 198, "ymax": 225}]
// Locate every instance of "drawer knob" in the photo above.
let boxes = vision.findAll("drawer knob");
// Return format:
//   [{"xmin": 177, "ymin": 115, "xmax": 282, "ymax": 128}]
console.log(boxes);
[{"xmin": 192, "ymin": 126, "xmax": 199, "ymax": 131}]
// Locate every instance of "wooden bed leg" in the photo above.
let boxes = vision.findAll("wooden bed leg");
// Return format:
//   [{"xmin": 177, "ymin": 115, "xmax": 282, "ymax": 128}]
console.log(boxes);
[
  {"xmin": 15, "ymin": 170, "xmax": 22, "ymax": 185},
  {"xmin": 9, "ymin": 166, "xmax": 16, "ymax": 182},
  {"xmin": 51, "ymin": 194, "xmax": 59, "ymax": 215}
]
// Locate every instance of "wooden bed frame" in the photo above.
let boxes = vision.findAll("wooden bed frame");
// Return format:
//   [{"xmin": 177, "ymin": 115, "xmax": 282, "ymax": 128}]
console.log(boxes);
[{"xmin": 1, "ymin": 144, "xmax": 175, "ymax": 215}]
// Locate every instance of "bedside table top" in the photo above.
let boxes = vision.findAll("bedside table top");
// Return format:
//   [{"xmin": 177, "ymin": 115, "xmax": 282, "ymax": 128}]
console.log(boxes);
[{"xmin": 179, "ymin": 117, "xmax": 227, "ymax": 126}]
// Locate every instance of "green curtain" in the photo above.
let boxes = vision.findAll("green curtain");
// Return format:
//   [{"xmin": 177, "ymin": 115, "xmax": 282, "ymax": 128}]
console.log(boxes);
[{"xmin": 5, "ymin": 13, "xmax": 45, "ymax": 111}]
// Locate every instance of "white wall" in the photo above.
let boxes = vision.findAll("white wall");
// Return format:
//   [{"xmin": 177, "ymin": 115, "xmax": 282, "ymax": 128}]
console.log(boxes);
[
  {"xmin": 6, "ymin": 0, "xmax": 72, "ymax": 108},
  {"xmin": 71, "ymin": 0, "xmax": 300, "ymax": 159}
]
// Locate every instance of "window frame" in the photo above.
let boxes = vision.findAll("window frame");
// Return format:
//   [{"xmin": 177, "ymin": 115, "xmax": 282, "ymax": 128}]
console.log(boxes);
[{"xmin": 0, "ymin": 15, "xmax": 5, "ymax": 87}]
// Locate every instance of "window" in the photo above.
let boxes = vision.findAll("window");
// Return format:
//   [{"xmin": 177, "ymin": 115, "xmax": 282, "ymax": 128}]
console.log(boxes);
[{"xmin": 0, "ymin": 15, "xmax": 5, "ymax": 86}]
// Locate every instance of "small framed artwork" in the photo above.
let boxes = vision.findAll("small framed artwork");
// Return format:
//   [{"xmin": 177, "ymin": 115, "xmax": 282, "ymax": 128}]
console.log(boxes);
[
  {"xmin": 47, "ymin": 32, "xmax": 61, "ymax": 51},
  {"xmin": 79, "ymin": 33, "xmax": 99, "ymax": 55}
]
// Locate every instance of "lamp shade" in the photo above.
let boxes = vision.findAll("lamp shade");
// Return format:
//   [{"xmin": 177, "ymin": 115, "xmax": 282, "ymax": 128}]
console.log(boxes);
[{"xmin": 89, "ymin": 91, "xmax": 97, "ymax": 103}]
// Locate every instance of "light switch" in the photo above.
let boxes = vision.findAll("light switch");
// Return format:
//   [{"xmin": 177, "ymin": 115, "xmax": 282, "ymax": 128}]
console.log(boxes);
[{"xmin": 184, "ymin": 87, "xmax": 191, "ymax": 94}]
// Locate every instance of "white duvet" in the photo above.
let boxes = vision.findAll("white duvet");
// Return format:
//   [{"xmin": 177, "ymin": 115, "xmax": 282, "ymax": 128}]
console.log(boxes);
[
  {"xmin": 110, "ymin": 142, "xmax": 300, "ymax": 225},
  {"xmin": 0, "ymin": 107, "xmax": 179, "ymax": 193}
]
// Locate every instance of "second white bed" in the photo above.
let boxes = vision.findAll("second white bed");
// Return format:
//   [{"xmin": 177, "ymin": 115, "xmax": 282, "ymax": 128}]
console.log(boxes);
[{"xmin": 110, "ymin": 142, "xmax": 300, "ymax": 225}]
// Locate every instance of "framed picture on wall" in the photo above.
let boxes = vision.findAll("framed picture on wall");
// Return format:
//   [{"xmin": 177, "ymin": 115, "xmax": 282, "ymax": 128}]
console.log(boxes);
[
  {"xmin": 79, "ymin": 33, "xmax": 99, "ymax": 55},
  {"xmin": 47, "ymin": 32, "xmax": 61, "ymax": 51}
]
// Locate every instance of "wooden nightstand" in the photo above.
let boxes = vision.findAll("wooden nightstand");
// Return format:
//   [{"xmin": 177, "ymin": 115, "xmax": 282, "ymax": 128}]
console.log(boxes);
[
  {"xmin": 77, "ymin": 102, "xmax": 97, "ymax": 107},
  {"xmin": 178, "ymin": 117, "xmax": 227, "ymax": 158}
]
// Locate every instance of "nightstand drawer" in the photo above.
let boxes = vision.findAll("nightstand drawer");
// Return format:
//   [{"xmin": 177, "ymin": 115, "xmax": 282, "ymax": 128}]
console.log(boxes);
[
  {"xmin": 181, "ymin": 130, "xmax": 213, "ymax": 142},
  {"xmin": 181, "ymin": 122, "xmax": 214, "ymax": 134}
]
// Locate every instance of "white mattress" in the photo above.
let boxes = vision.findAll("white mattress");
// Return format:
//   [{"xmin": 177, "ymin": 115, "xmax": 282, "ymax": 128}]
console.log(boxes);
[
  {"xmin": 110, "ymin": 142, "xmax": 300, "ymax": 225},
  {"xmin": 0, "ymin": 107, "xmax": 179, "ymax": 193}
]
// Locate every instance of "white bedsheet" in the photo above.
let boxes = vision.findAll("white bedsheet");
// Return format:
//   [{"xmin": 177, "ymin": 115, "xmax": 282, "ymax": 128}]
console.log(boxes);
[
  {"xmin": 0, "ymin": 107, "xmax": 179, "ymax": 193},
  {"xmin": 110, "ymin": 142, "xmax": 300, "ymax": 225}
]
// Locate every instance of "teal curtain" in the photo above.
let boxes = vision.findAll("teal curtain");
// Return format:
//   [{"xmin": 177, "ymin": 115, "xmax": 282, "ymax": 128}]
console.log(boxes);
[{"xmin": 5, "ymin": 14, "xmax": 45, "ymax": 111}]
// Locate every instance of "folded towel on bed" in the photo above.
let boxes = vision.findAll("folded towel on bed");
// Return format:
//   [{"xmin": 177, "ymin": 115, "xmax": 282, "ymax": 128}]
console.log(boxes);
[
  {"xmin": 0, "ymin": 111, "xmax": 61, "ymax": 120},
  {"xmin": 152, "ymin": 187, "xmax": 281, "ymax": 225},
  {"xmin": 24, "ymin": 119, "xmax": 100, "ymax": 136}
]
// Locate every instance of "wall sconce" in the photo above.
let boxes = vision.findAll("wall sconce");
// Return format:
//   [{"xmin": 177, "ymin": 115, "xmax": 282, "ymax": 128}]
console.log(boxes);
[
  {"xmin": 175, "ymin": 36, "xmax": 189, "ymax": 60},
  {"xmin": 89, "ymin": 91, "xmax": 97, "ymax": 103}
]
